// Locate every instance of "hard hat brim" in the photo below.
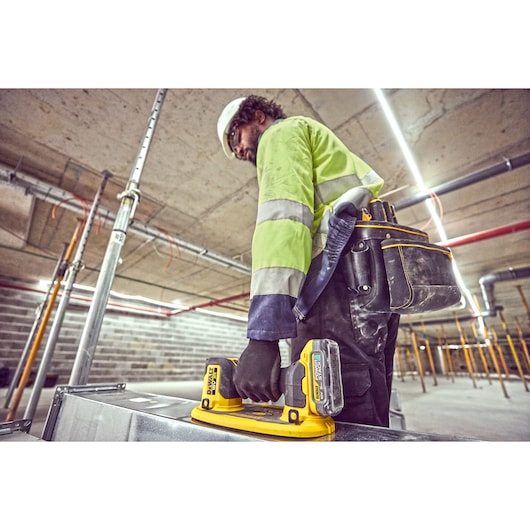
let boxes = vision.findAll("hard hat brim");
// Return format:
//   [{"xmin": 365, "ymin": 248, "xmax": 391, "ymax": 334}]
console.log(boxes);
[{"xmin": 217, "ymin": 97, "xmax": 246, "ymax": 160}]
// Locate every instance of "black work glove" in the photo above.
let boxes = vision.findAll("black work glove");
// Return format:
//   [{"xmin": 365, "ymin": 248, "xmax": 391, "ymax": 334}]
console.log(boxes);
[{"xmin": 233, "ymin": 339, "xmax": 281, "ymax": 403}]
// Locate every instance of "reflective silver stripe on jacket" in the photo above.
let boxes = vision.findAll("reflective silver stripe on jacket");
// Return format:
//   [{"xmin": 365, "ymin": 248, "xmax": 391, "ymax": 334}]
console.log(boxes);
[
  {"xmin": 314, "ymin": 170, "xmax": 381, "ymax": 208},
  {"xmin": 250, "ymin": 267, "xmax": 306, "ymax": 298},
  {"xmin": 314, "ymin": 174, "xmax": 362, "ymax": 208},
  {"xmin": 256, "ymin": 198, "xmax": 313, "ymax": 230},
  {"xmin": 361, "ymin": 169, "xmax": 384, "ymax": 188}
]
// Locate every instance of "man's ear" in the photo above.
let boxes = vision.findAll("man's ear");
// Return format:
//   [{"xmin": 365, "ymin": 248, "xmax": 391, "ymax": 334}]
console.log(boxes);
[{"xmin": 254, "ymin": 110, "xmax": 266, "ymax": 124}]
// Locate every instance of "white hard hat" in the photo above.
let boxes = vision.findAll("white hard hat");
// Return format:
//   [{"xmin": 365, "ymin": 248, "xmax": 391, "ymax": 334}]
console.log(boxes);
[{"xmin": 217, "ymin": 97, "xmax": 246, "ymax": 159}]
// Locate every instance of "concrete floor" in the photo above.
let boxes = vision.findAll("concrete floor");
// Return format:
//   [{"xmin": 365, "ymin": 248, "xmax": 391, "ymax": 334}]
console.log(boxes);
[
  {"xmin": 392, "ymin": 374, "xmax": 530, "ymax": 441},
  {"xmin": 1, "ymin": 373, "xmax": 529, "ymax": 441}
]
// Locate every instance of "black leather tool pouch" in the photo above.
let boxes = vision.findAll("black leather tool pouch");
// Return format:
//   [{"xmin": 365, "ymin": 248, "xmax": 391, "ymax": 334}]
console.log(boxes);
[{"xmin": 381, "ymin": 238, "xmax": 461, "ymax": 313}]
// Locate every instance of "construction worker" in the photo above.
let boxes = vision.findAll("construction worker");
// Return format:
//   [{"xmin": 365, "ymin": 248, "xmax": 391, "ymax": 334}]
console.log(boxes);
[{"xmin": 217, "ymin": 95, "xmax": 400, "ymax": 427}]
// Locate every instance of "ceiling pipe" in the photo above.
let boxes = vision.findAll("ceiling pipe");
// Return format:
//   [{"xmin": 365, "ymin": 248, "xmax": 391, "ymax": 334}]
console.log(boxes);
[
  {"xmin": 479, "ymin": 266, "xmax": 530, "ymax": 317},
  {"xmin": 394, "ymin": 152, "xmax": 530, "ymax": 211},
  {"xmin": 438, "ymin": 220, "xmax": 530, "ymax": 248},
  {"xmin": 0, "ymin": 164, "xmax": 251, "ymax": 275}
]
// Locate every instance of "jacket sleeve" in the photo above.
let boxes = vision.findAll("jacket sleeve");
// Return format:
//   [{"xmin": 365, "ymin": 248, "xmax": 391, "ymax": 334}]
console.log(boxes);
[{"xmin": 247, "ymin": 119, "xmax": 314, "ymax": 340}]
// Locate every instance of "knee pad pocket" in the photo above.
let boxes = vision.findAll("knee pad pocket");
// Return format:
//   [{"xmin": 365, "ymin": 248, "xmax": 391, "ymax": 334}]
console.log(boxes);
[{"xmin": 338, "ymin": 362, "xmax": 390, "ymax": 427}]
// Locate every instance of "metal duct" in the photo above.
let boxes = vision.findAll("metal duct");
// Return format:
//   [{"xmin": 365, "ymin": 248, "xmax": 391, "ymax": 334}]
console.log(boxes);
[{"xmin": 479, "ymin": 266, "xmax": 530, "ymax": 316}]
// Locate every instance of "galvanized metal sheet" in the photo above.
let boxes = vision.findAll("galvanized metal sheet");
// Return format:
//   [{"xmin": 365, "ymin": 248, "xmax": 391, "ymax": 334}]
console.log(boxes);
[{"xmin": 42, "ymin": 385, "xmax": 473, "ymax": 442}]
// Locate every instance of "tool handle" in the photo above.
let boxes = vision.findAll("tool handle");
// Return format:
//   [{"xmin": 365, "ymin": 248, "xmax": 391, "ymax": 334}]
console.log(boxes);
[{"xmin": 280, "ymin": 364, "xmax": 307, "ymax": 408}]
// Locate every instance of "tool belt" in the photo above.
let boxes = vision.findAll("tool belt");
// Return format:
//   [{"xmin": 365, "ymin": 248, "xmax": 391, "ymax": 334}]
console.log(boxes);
[{"xmin": 341, "ymin": 200, "xmax": 462, "ymax": 314}]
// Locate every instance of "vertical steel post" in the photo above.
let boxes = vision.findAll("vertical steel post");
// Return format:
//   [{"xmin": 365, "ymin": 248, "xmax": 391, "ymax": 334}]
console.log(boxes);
[
  {"xmin": 515, "ymin": 285, "xmax": 530, "ymax": 328},
  {"xmin": 463, "ymin": 327, "xmax": 479, "ymax": 375},
  {"xmin": 5, "ymin": 221, "xmax": 83, "ymax": 421},
  {"xmin": 404, "ymin": 340, "xmax": 416, "ymax": 380},
  {"xmin": 408, "ymin": 321, "xmax": 426, "ymax": 393},
  {"xmin": 2, "ymin": 246, "xmax": 67, "ymax": 409},
  {"xmin": 440, "ymin": 324, "xmax": 455, "ymax": 382},
  {"xmin": 498, "ymin": 310, "xmax": 529, "ymax": 392},
  {"xmin": 453, "ymin": 312, "xmax": 477, "ymax": 389},
  {"xmin": 24, "ymin": 171, "xmax": 112, "ymax": 424},
  {"xmin": 395, "ymin": 343, "xmax": 406, "ymax": 382},
  {"xmin": 484, "ymin": 329, "xmax": 509, "ymax": 398},
  {"xmin": 69, "ymin": 89, "xmax": 167, "ymax": 386},
  {"xmin": 473, "ymin": 294, "xmax": 509, "ymax": 398},
  {"xmin": 514, "ymin": 317, "xmax": 530, "ymax": 374},
  {"xmin": 470, "ymin": 320, "xmax": 492, "ymax": 384},
  {"xmin": 421, "ymin": 321, "xmax": 438, "ymax": 386},
  {"xmin": 491, "ymin": 327, "xmax": 511, "ymax": 377}
]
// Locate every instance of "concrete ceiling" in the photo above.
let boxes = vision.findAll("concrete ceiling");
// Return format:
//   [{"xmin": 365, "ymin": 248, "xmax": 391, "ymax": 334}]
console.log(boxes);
[{"xmin": 0, "ymin": 88, "xmax": 529, "ymax": 345}]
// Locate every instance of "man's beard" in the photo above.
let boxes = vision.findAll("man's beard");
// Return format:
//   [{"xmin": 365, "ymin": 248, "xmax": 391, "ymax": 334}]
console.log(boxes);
[
  {"xmin": 247, "ymin": 149, "xmax": 257, "ymax": 166},
  {"xmin": 245, "ymin": 125, "xmax": 261, "ymax": 166}
]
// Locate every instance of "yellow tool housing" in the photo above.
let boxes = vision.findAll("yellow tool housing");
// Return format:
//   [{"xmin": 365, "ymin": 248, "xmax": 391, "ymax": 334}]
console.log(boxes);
[{"xmin": 191, "ymin": 339, "xmax": 343, "ymax": 439}]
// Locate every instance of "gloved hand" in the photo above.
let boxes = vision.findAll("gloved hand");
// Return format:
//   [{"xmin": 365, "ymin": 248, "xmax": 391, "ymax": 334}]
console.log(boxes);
[{"xmin": 233, "ymin": 339, "xmax": 281, "ymax": 402}]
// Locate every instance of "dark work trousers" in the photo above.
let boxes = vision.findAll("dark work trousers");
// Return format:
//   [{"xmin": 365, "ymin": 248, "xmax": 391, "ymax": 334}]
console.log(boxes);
[{"xmin": 291, "ymin": 267, "xmax": 400, "ymax": 427}]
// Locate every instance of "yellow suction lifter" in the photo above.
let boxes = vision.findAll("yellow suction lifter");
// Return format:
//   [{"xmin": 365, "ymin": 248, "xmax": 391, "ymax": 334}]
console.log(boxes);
[{"xmin": 191, "ymin": 339, "xmax": 344, "ymax": 439}]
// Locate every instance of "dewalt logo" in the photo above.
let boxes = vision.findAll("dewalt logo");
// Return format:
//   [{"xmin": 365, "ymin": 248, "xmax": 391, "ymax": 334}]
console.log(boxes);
[{"xmin": 206, "ymin": 366, "xmax": 218, "ymax": 395}]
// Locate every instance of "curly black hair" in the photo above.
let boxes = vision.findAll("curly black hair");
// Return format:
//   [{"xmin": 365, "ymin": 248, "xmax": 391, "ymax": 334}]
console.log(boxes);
[{"xmin": 228, "ymin": 95, "xmax": 287, "ymax": 139}]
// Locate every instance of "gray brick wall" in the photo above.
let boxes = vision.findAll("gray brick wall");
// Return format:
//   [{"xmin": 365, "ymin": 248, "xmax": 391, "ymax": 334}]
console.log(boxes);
[{"xmin": 0, "ymin": 275, "xmax": 252, "ymax": 386}]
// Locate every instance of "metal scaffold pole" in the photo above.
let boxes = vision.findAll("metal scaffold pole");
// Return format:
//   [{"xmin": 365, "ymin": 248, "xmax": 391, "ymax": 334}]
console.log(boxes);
[
  {"xmin": 24, "ymin": 170, "xmax": 112, "ymax": 424},
  {"xmin": 5, "ymin": 222, "xmax": 83, "ymax": 421},
  {"xmin": 2, "ymin": 246, "xmax": 67, "ymax": 409},
  {"xmin": 69, "ymin": 89, "xmax": 168, "ymax": 386}
]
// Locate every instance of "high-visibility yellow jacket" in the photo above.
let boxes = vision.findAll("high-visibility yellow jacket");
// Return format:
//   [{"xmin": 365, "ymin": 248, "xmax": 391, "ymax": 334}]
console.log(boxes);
[{"xmin": 248, "ymin": 116, "xmax": 384, "ymax": 340}]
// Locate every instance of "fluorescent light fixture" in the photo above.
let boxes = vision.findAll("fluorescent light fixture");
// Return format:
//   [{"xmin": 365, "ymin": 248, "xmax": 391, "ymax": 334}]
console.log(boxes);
[
  {"xmin": 197, "ymin": 308, "xmax": 248, "ymax": 322},
  {"xmin": 75, "ymin": 283, "xmax": 190, "ymax": 310},
  {"xmin": 38, "ymin": 279, "xmax": 50, "ymax": 290}
]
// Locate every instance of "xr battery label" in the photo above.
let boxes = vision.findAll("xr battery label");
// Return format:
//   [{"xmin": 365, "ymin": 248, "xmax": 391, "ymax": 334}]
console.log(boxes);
[{"xmin": 312, "ymin": 354, "xmax": 322, "ymax": 401}]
